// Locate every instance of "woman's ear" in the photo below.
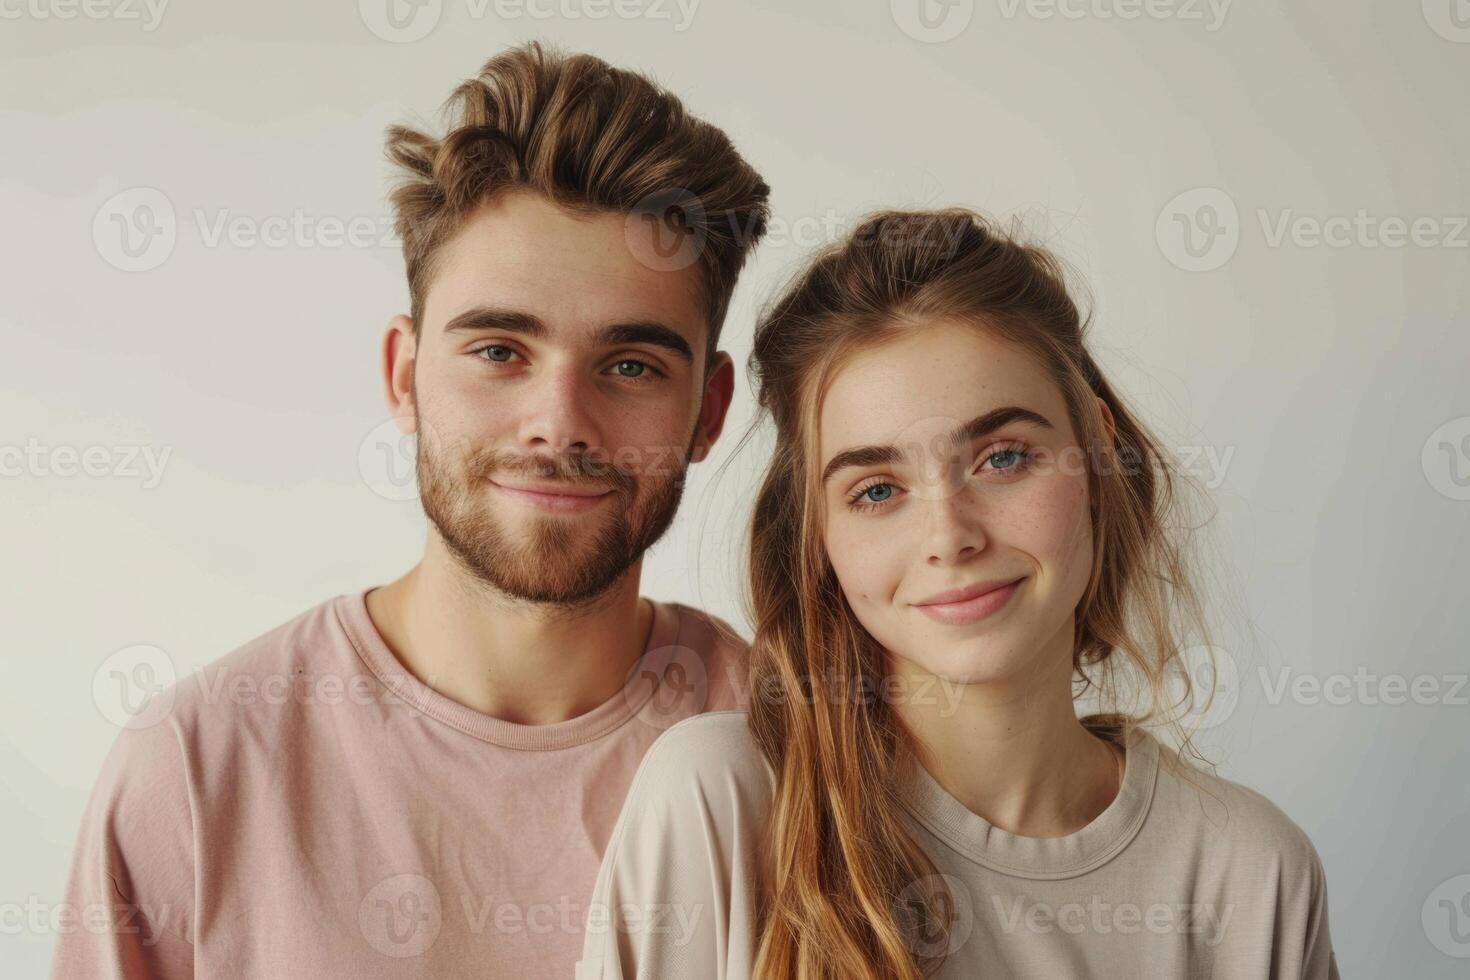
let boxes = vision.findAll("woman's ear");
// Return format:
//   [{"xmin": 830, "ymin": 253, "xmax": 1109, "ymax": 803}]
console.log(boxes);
[
  {"xmin": 1096, "ymin": 396, "xmax": 1118, "ymax": 450},
  {"xmin": 1090, "ymin": 396, "xmax": 1118, "ymax": 518}
]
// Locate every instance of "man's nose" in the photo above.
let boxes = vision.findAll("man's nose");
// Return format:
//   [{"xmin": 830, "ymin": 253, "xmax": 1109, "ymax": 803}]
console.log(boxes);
[{"xmin": 513, "ymin": 362, "xmax": 600, "ymax": 456}]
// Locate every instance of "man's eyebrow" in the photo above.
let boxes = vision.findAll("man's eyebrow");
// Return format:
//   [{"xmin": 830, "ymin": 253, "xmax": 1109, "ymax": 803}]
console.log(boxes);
[
  {"xmin": 595, "ymin": 321, "xmax": 694, "ymax": 364},
  {"xmin": 820, "ymin": 406, "xmax": 1054, "ymax": 486},
  {"xmin": 442, "ymin": 307, "xmax": 693, "ymax": 364},
  {"xmin": 443, "ymin": 306, "xmax": 546, "ymax": 337}
]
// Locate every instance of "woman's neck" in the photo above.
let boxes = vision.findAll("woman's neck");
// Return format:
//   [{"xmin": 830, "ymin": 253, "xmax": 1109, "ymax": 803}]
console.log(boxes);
[{"xmin": 889, "ymin": 620, "xmax": 1123, "ymax": 839}]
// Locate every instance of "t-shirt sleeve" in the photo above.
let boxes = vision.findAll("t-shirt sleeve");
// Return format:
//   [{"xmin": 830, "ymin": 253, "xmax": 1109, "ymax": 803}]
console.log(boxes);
[
  {"xmin": 1248, "ymin": 790, "xmax": 1339, "ymax": 980},
  {"xmin": 50, "ymin": 718, "xmax": 197, "ymax": 979},
  {"xmin": 1298, "ymin": 840, "xmax": 1340, "ymax": 980},
  {"xmin": 576, "ymin": 713, "xmax": 770, "ymax": 980}
]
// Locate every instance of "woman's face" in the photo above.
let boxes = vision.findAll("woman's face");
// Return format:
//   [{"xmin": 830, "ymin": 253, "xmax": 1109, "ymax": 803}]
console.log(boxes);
[{"xmin": 818, "ymin": 319, "xmax": 1100, "ymax": 687}]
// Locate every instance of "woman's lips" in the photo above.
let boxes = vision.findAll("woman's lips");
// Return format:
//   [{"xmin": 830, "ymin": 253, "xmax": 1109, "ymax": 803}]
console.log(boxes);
[{"xmin": 913, "ymin": 577, "xmax": 1025, "ymax": 626}]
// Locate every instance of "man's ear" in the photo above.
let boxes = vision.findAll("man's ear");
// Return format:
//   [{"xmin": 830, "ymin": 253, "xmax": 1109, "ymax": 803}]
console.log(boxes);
[
  {"xmin": 689, "ymin": 350, "xmax": 735, "ymax": 464},
  {"xmin": 380, "ymin": 314, "xmax": 418, "ymax": 435}
]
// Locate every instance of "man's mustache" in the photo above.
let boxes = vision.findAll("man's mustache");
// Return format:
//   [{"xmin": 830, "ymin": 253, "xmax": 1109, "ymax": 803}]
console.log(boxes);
[{"xmin": 465, "ymin": 448, "xmax": 641, "ymax": 494}]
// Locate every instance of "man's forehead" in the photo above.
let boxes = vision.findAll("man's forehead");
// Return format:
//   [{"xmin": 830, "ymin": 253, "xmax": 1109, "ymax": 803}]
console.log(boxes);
[{"xmin": 425, "ymin": 198, "xmax": 709, "ymax": 344}]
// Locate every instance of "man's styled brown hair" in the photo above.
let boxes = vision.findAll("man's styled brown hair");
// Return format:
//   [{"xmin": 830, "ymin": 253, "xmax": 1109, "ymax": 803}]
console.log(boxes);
[{"xmin": 384, "ymin": 41, "xmax": 771, "ymax": 368}]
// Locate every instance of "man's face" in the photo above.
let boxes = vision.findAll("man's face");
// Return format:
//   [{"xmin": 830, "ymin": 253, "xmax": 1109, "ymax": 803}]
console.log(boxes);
[{"xmin": 404, "ymin": 188, "xmax": 721, "ymax": 607}]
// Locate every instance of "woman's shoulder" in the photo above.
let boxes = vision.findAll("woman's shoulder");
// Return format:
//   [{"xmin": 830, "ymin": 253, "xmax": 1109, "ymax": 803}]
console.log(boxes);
[
  {"xmin": 1145, "ymin": 732, "xmax": 1327, "ymax": 878},
  {"xmin": 591, "ymin": 711, "xmax": 774, "ymax": 917},
  {"xmin": 583, "ymin": 715, "xmax": 771, "ymax": 976},
  {"xmin": 647, "ymin": 708, "xmax": 762, "ymax": 756},
  {"xmin": 621, "ymin": 710, "xmax": 775, "ymax": 818},
  {"xmin": 1138, "ymin": 733, "xmax": 1337, "ymax": 974}
]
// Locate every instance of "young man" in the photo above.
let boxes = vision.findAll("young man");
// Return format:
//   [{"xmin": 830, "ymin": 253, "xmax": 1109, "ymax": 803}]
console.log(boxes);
[{"xmin": 51, "ymin": 42, "xmax": 769, "ymax": 978}]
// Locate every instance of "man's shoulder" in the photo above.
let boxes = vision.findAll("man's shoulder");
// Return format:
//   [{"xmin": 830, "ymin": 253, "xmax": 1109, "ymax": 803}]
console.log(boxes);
[
  {"xmin": 658, "ymin": 600, "xmax": 750, "ymax": 710},
  {"xmin": 142, "ymin": 592, "xmax": 364, "ymax": 739},
  {"xmin": 661, "ymin": 600, "xmax": 749, "ymax": 656}
]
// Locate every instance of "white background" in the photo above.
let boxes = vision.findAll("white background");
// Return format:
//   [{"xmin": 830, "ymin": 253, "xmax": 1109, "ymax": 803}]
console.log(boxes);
[{"xmin": 2, "ymin": 1, "xmax": 1467, "ymax": 975}]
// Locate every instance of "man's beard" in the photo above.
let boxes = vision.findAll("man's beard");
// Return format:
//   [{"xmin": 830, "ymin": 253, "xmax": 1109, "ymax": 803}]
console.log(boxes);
[{"xmin": 415, "ymin": 424, "xmax": 694, "ymax": 607}]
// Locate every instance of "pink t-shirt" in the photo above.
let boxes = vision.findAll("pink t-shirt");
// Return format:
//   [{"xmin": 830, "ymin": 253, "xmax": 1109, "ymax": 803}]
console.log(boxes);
[{"xmin": 50, "ymin": 588, "xmax": 749, "ymax": 979}]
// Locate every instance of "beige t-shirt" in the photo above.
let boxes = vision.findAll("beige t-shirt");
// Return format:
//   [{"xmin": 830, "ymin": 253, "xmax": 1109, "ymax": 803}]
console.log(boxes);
[
  {"xmin": 577, "ymin": 711, "xmax": 1339, "ymax": 979},
  {"xmin": 50, "ymin": 588, "xmax": 749, "ymax": 980}
]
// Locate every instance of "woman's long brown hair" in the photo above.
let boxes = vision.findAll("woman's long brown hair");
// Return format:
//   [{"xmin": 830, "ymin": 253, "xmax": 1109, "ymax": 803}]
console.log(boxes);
[{"xmin": 740, "ymin": 209, "xmax": 1222, "ymax": 978}]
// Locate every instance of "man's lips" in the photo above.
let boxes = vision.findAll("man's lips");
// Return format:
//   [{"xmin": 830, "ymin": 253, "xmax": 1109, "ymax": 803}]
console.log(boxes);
[
  {"xmin": 491, "ymin": 479, "xmax": 611, "ymax": 497},
  {"xmin": 489, "ymin": 478, "xmax": 614, "ymax": 513}
]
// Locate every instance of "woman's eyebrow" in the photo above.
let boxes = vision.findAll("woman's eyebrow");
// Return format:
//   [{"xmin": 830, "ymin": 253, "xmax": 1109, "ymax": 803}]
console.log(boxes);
[{"xmin": 820, "ymin": 406, "xmax": 1053, "ymax": 485}]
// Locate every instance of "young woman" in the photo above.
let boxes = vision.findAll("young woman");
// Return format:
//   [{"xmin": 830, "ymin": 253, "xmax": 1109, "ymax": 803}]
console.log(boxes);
[{"xmin": 575, "ymin": 209, "xmax": 1338, "ymax": 979}]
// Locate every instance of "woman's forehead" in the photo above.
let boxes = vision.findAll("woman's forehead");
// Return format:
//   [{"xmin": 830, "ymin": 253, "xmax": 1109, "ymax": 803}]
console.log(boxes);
[{"xmin": 816, "ymin": 324, "xmax": 1059, "ymax": 457}]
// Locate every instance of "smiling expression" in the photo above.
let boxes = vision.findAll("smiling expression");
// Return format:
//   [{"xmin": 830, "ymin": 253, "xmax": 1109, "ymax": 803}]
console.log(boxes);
[
  {"xmin": 407, "ymin": 188, "xmax": 721, "ymax": 604},
  {"xmin": 818, "ymin": 319, "xmax": 1097, "ymax": 685}
]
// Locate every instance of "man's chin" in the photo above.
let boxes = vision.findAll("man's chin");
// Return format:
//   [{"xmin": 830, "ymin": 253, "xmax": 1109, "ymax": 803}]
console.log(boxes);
[
  {"xmin": 454, "ymin": 524, "xmax": 632, "ymax": 600},
  {"xmin": 487, "ymin": 559, "xmax": 633, "ymax": 606}
]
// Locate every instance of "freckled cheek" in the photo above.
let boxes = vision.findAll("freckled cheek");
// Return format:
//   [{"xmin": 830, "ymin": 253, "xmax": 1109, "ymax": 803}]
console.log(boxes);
[
  {"xmin": 1017, "ymin": 474, "xmax": 1094, "ymax": 577},
  {"xmin": 823, "ymin": 519, "xmax": 904, "ymax": 607}
]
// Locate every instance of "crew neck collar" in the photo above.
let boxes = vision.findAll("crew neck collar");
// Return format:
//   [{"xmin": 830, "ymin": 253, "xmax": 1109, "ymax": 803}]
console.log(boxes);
[
  {"xmin": 336, "ymin": 587, "xmax": 681, "ymax": 751},
  {"xmin": 898, "ymin": 725, "xmax": 1160, "ymax": 880}
]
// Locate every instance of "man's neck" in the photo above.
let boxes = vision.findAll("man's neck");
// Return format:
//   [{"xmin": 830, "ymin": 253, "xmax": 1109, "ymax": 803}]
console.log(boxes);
[{"xmin": 364, "ymin": 537, "xmax": 653, "ymax": 726}]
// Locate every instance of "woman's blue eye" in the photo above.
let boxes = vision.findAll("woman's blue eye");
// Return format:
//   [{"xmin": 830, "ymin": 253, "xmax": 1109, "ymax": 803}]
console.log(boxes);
[
  {"xmin": 844, "ymin": 445, "xmax": 1033, "ymax": 513},
  {"xmin": 848, "ymin": 482, "xmax": 896, "ymax": 510},
  {"xmin": 989, "ymin": 449, "xmax": 1024, "ymax": 470}
]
